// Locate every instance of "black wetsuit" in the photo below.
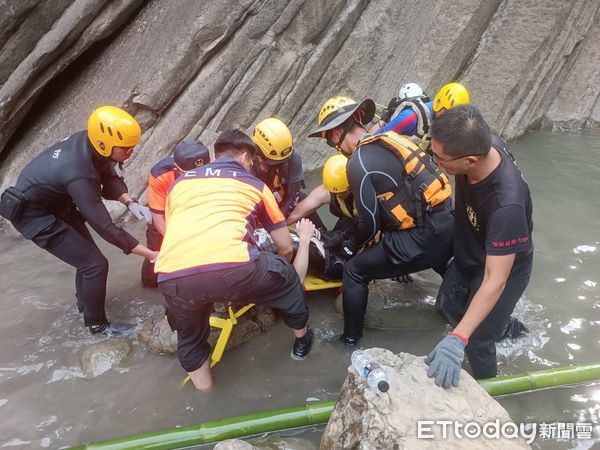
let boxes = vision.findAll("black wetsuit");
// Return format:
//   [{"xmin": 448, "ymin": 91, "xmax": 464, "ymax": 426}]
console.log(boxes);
[
  {"xmin": 9, "ymin": 130, "xmax": 138, "ymax": 326},
  {"xmin": 342, "ymin": 142, "xmax": 454, "ymax": 340},
  {"xmin": 436, "ymin": 144, "xmax": 533, "ymax": 378}
]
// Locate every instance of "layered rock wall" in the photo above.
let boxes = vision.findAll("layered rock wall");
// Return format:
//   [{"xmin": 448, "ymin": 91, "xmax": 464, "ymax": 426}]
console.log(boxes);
[{"xmin": 1, "ymin": 0, "xmax": 598, "ymax": 201}]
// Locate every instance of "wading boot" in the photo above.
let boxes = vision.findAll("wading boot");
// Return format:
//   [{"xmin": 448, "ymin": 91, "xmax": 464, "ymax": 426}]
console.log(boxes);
[
  {"xmin": 291, "ymin": 328, "xmax": 314, "ymax": 360},
  {"xmin": 89, "ymin": 322, "xmax": 136, "ymax": 337}
]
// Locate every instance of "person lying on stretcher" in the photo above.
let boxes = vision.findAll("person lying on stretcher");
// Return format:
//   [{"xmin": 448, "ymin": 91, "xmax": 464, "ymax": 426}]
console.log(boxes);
[{"xmin": 254, "ymin": 218, "xmax": 345, "ymax": 282}]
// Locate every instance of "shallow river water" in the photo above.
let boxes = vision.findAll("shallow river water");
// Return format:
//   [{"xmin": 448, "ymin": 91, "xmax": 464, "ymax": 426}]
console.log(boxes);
[{"xmin": 0, "ymin": 130, "xmax": 598, "ymax": 449}]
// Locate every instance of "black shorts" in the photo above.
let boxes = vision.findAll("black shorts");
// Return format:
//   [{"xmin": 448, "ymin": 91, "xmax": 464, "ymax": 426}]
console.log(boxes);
[{"xmin": 159, "ymin": 252, "xmax": 308, "ymax": 372}]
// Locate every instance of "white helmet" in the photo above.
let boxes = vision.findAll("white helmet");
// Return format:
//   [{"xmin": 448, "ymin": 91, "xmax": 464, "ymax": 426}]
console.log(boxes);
[{"xmin": 398, "ymin": 83, "xmax": 424, "ymax": 100}]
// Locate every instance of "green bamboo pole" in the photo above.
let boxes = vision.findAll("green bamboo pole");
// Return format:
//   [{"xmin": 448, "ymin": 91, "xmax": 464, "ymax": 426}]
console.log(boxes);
[
  {"xmin": 69, "ymin": 400, "xmax": 335, "ymax": 450},
  {"xmin": 70, "ymin": 363, "xmax": 600, "ymax": 450},
  {"xmin": 477, "ymin": 362, "xmax": 600, "ymax": 397}
]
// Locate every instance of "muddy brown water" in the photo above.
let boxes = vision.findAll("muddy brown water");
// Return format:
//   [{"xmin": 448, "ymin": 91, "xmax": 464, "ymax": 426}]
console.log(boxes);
[{"xmin": 0, "ymin": 130, "xmax": 598, "ymax": 449}]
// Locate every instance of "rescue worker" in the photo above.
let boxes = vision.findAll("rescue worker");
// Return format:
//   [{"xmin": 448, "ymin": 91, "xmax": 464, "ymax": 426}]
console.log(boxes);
[
  {"xmin": 251, "ymin": 118, "xmax": 304, "ymax": 216},
  {"xmin": 287, "ymin": 154, "xmax": 355, "ymax": 233},
  {"xmin": 425, "ymin": 105, "xmax": 533, "ymax": 387},
  {"xmin": 141, "ymin": 138, "xmax": 210, "ymax": 287},
  {"xmin": 0, "ymin": 106, "xmax": 158, "ymax": 336},
  {"xmin": 308, "ymin": 96, "xmax": 455, "ymax": 345},
  {"xmin": 371, "ymin": 82, "xmax": 470, "ymax": 151},
  {"xmin": 155, "ymin": 130, "xmax": 312, "ymax": 392},
  {"xmin": 252, "ymin": 118, "xmax": 324, "ymax": 228}
]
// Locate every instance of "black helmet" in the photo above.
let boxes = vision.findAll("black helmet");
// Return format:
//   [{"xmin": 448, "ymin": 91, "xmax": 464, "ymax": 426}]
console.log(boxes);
[{"xmin": 173, "ymin": 138, "xmax": 210, "ymax": 171}]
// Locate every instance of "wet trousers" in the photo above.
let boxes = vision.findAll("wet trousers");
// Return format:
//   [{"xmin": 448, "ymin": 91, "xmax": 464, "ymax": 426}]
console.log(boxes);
[
  {"xmin": 141, "ymin": 223, "xmax": 162, "ymax": 288},
  {"xmin": 159, "ymin": 252, "xmax": 309, "ymax": 372},
  {"xmin": 436, "ymin": 257, "xmax": 533, "ymax": 378},
  {"xmin": 20, "ymin": 208, "xmax": 109, "ymax": 326},
  {"xmin": 342, "ymin": 209, "xmax": 454, "ymax": 340}
]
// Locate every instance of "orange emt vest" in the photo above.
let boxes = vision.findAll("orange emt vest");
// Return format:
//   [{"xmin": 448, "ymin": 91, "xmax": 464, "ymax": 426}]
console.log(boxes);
[{"xmin": 155, "ymin": 158, "xmax": 286, "ymax": 281}]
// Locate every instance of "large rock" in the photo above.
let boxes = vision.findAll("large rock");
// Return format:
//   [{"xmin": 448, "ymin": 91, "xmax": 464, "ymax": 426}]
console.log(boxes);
[
  {"xmin": 1, "ymin": 0, "xmax": 599, "ymax": 210},
  {"xmin": 321, "ymin": 348, "xmax": 530, "ymax": 449},
  {"xmin": 138, "ymin": 305, "xmax": 277, "ymax": 355},
  {"xmin": 80, "ymin": 337, "xmax": 131, "ymax": 378},
  {"xmin": 334, "ymin": 276, "xmax": 447, "ymax": 329}
]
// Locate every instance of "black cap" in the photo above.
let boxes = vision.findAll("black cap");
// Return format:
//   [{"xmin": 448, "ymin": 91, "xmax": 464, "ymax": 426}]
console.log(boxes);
[
  {"xmin": 173, "ymin": 138, "xmax": 210, "ymax": 171},
  {"xmin": 378, "ymin": 381, "xmax": 389, "ymax": 393}
]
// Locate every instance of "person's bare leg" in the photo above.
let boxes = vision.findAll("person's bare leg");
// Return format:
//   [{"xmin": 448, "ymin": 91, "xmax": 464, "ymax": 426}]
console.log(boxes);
[
  {"xmin": 292, "ymin": 326, "xmax": 307, "ymax": 338},
  {"xmin": 188, "ymin": 359, "xmax": 213, "ymax": 392}
]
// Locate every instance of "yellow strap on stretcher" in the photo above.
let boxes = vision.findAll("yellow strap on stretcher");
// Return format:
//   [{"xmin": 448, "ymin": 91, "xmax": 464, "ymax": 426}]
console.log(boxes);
[{"xmin": 303, "ymin": 274, "xmax": 342, "ymax": 292}]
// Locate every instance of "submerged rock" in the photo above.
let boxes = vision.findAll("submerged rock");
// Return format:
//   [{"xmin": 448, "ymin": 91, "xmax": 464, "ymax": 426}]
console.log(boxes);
[
  {"xmin": 81, "ymin": 338, "xmax": 131, "ymax": 379},
  {"xmin": 214, "ymin": 436, "xmax": 317, "ymax": 450},
  {"xmin": 321, "ymin": 348, "xmax": 530, "ymax": 449},
  {"xmin": 334, "ymin": 277, "xmax": 446, "ymax": 329},
  {"xmin": 247, "ymin": 435, "xmax": 318, "ymax": 450},
  {"xmin": 213, "ymin": 439, "xmax": 257, "ymax": 449},
  {"xmin": 139, "ymin": 305, "xmax": 277, "ymax": 356},
  {"xmin": 138, "ymin": 313, "xmax": 178, "ymax": 354}
]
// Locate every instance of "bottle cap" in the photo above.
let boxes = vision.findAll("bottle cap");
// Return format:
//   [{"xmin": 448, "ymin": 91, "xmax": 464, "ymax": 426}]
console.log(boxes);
[{"xmin": 378, "ymin": 381, "xmax": 389, "ymax": 392}]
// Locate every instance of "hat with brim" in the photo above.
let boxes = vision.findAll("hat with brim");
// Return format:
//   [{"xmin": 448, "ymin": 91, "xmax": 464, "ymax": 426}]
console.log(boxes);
[{"xmin": 308, "ymin": 99, "xmax": 375, "ymax": 138}]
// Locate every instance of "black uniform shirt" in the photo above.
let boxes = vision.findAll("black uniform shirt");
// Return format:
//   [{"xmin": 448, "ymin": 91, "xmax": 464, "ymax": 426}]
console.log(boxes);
[{"xmin": 454, "ymin": 147, "xmax": 533, "ymax": 276}]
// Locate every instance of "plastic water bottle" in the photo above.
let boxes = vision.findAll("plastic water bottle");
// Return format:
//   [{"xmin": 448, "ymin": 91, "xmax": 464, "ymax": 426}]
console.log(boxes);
[{"xmin": 351, "ymin": 350, "xmax": 390, "ymax": 392}]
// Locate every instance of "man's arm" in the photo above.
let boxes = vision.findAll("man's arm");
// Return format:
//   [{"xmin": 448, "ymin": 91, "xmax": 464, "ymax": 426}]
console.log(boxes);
[
  {"xmin": 346, "ymin": 149, "xmax": 380, "ymax": 247},
  {"xmin": 292, "ymin": 219, "xmax": 315, "ymax": 282},
  {"xmin": 67, "ymin": 179, "xmax": 139, "ymax": 253},
  {"xmin": 453, "ymin": 253, "xmax": 516, "ymax": 339},
  {"xmin": 377, "ymin": 109, "xmax": 417, "ymax": 135},
  {"xmin": 270, "ymin": 226, "xmax": 294, "ymax": 261},
  {"xmin": 286, "ymin": 184, "xmax": 330, "ymax": 225},
  {"xmin": 152, "ymin": 213, "xmax": 166, "ymax": 235}
]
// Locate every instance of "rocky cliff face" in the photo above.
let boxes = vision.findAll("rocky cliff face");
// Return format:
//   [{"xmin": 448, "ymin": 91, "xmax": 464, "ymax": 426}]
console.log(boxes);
[{"xmin": 1, "ymin": 0, "xmax": 599, "ymax": 199}]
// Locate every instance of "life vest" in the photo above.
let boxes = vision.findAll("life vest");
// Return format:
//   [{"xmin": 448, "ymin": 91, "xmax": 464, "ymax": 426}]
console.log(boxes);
[
  {"xmin": 269, "ymin": 162, "xmax": 289, "ymax": 204},
  {"xmin": 329, "ymin": 192, "xmax": 356, "ymax": 219},
  {"xmin": 382, "ymin": 96, "xmax": 433, "ymax": 150},
  {"xmin": 358, "ymin": 131, "xmax": 451, "ymax": 230}
]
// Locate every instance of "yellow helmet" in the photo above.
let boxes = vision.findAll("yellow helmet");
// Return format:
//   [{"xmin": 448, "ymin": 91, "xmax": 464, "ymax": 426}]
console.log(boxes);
[
  {"xmin": 322, "ymin": 154, "xmax": 349, "ymax": 193},
  {"xmin": 433, "ymin": 83, "xmax": 470, "ymax": 113},
  {"xmin": 252, "ymin": 118, "xmax": 294, "ymax": 164},
  {"xmin": 308, "ymin": 96, "xmax": 375, "ymax": 138},
  {"xmin": 87, "ymin": 106, "xmax": 141, "ymax": 157}
]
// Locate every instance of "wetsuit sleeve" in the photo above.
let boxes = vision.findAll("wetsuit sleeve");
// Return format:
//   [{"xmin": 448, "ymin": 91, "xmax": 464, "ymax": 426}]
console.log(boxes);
[
  {"xmin": 257, "ymin": 185, "xmax": 286, "ymax": 232},
  {"xmin": 376, "ymin": 109, "xmax": 417, "ymax": 135},
  {"xmin": 99, "ymin": 163, "xmax": 128, "ymax": 201},
  {"xmin": 67, "ymin": 178, "xmax": 139, "ymax": 253},
  {"xmin": 280, "ymin": 180, "xmax": 303, "ymax": 217},
  {"xmin": 346, "ymin": 149, "xmax": 380, "ymax": 247},
  {"xmin": 278, "ymin": 152, "xmax": 305, "ymax": 216},
  {"xmin": 287, "ymin": 151, "xmax": 305, "ymax": 184},
  {"xmin": 485, "ymin": 205, "xmax": 531, "ymax": 256}
]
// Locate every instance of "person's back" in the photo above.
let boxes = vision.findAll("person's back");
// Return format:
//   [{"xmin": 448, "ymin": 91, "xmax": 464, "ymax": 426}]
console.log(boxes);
[
  {"xmin": 156, "ymin": 130, "xmax": 312, "ymax": 392},
  {"xmin": 16, "ymin": 131, "xmax": 101, "ymax": 209},
  {"xmin": 156, "ymin": 157, "xmax": 283, "ymax": 279}
]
